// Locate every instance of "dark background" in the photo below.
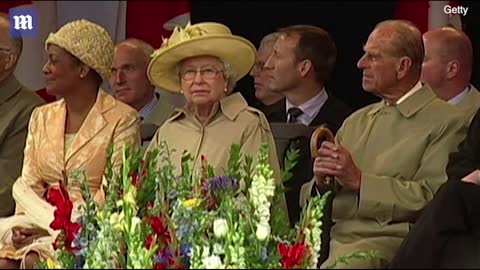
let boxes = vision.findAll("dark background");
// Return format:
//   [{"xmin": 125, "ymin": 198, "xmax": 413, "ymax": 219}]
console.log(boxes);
[{"xmin": 191, "ymin": 1, "xmax": 480, "ymax": 111}]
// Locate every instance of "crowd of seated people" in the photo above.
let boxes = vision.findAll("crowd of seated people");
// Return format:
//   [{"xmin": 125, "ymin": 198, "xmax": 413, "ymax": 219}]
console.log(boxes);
[{"xmin": 0, "ymin": 10, "xmax": 479, "ymax": 269}]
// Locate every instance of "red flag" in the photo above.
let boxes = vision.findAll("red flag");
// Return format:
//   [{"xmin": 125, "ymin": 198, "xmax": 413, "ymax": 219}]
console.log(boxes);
[
  {"xmin": 126, "ymin": 0, "xmax": 191, "ymax": 48},
  {"xmin": 394, "ymin": 1, "xmax": 430, "ymax": 33},
  {"xmin": 395, "ymin": 1, "xmax": 463, "ymax": 33}
]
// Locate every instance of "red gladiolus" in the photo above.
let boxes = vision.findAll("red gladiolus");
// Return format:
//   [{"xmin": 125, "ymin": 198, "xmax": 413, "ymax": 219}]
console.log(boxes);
[
  {"xmin": 150, "ymin": 216, "xmax": 171, "ymax": 244},
  {"xmin": 64, "ymin": 222, "xmax": 81, "ymax": 251},
  {"xmin": 145, "ymin": 234, "xmax": 155, "ymax": 249},
  {"xmin": 278, "ymin": 242, "xmax": 306, "ymax": 269},
  {"xmin": 46, "ymin": 181, "xmax": 82, "ymax": 253}
]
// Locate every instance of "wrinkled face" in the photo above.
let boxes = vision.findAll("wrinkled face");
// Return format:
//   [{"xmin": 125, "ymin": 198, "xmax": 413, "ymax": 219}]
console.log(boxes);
[
  {"xmin": 110, "ymin": 44, "xmax": 154, "ymax": 111},
  {"xmin": 421, "ymin": 35, "xmax": 447, "ymax": 91},
  {"xmin": 179, "ymin": 55, "xmax": 227, "ymax": 106},
  {"xmin": 264, "ymin": 34, "xmax": 302, "ymax": 93},
  {"xmin": 357, "ymin": 28, "xmax": 401, "ymax": 96},
  {"xmin": 250, "ymin": 42, "xmax": 279, "ymax": 103},
  {"xmin": 42, "ymin": 44, "xmax": 82, "ymax": 96}
]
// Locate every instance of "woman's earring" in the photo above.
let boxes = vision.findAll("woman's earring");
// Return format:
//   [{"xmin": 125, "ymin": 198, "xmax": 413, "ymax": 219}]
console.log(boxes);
[
  {"xmin": 224, "ymin": 87, "xmax": 228, "ymax": 93},
  {"xmin": 180, "ymin": 90, "xmax": 184, "ymax": 94}
]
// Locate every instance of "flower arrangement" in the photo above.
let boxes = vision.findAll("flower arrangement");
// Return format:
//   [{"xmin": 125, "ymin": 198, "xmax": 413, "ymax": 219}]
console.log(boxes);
[{"xmin": 37, "ymin": 142, "xmax": 376, "ymax": 269}]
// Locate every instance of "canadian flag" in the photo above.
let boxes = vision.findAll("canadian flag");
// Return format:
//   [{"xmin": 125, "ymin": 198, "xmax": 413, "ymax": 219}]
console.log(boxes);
[
  {"xmin": 0, "ymin": 0, "xmax": 190, "ymax": 102},
  {"xmin": 394, "ymin": 0, "xmax": 463, "ymax": 33}
]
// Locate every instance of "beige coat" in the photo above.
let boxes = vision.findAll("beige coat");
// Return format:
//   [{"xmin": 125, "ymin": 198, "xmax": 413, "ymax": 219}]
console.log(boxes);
[
  {"xmin": 0, "ymin": 76, "xmax": 44, "ymax": 217},
  {"xmin": 0, "ymin": 89, "xmax": 140, "ymax": 265},
  {"xmin": 300, "ymin": 84, "xmax": 469, "ymax": 268},
  {"xmin": 146, "ymin": 92, "xmax": 288, "ymax": 217}
]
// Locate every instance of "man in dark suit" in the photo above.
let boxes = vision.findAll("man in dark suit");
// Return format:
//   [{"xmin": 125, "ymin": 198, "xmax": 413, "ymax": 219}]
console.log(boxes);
[{"xmin": 263, "ymin": 24, "xmax": 352, "ymax": 265}]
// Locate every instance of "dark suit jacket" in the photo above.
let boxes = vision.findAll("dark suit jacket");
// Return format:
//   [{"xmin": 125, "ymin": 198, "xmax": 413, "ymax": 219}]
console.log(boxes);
[
  {"xmin": 446, "ymin": 107, "xmax": 480, "ymax": 180},
  {"xmin": 268, "ymin": 93, "xmax": 352, "ymax": 266},
  {"xmin": 268, "ymin": 94, "xmax": 352, "ymax": 133},
  {"xmin": 389, "ymin": 179, "xmax": 480, "ymax": 269}
]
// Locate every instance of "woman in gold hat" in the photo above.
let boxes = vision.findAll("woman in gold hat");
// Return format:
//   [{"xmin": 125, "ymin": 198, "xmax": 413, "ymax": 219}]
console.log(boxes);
[
  {"xmin": 146, "ymin": 22, "xmax": 287, "ymax": 219},
  {"xmin": 0, "ymin": 20, "xmax": 140, "ymax": 269}
]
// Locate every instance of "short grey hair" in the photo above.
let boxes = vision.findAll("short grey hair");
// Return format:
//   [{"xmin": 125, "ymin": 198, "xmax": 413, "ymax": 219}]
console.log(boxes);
[
  {"xmin": 259, "ymin": 32, "xmax": 281, "ymax": 49},
  {"xmin": 116, "ymin": 38, "xmax": 154, "ymax": 62},
  {"xmin": 374, "ymin": 20, "xmax": 424, "ymax": 71}
]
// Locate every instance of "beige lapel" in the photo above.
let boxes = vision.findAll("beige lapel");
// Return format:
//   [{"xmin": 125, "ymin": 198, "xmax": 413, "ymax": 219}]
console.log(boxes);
[
  {"xmin": 47, "ymin": 100, "xmax": 68, "ymax": 168},
  {"xmin": 65, "ymin": 90, "xmax": 113, "ymax": 163}
]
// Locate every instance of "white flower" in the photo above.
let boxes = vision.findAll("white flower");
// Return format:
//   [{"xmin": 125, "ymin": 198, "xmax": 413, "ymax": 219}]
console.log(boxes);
[
  {"xmin": 212, "ymin": 243, "xmax": 225, "ymax": 255},
  {"xmin": 213, "ymin": 218, "xmax": 228, "ymax": 238},
  {"xmin": 130, "ymin": 216, "xmax": 142, "ymax": 233},
  {"xmin": 202, "ymin": 255, "xmax": 224, "ymax": 269},
  {"xmin": 255, "ymin": 223, "xmax": 270, "ymax": 241}
]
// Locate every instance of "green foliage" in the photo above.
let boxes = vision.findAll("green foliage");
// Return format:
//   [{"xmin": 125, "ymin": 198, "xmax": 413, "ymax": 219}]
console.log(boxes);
[{"xmin": 281, "ymin": 147, "xmax": 300, "ymax": 184}]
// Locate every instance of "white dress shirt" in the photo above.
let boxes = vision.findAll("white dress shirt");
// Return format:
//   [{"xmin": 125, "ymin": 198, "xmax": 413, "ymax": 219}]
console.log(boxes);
[{"xmin": 286, "ymin": 89, "xmax": 328, "ymax": 125}]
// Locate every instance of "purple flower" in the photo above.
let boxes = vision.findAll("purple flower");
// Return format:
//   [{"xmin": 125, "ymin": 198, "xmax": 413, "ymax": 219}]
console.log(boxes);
[
  {"xmin": 154, "ymin": 248, "xmax": 174, "ymax": 265},
  {"xmin": 180, "ymin": 243, "xmax": 191, "ymax": 267},
  {"xmin": 203, "ymin": 176, "xmax": 239, "ymax": 193}
]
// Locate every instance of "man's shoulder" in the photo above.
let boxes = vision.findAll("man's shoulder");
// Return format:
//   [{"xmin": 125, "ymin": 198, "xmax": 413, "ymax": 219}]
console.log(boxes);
[
  {"xmin": 11, "ymin": 86, "xmax": 45, "ymax": 108},
  {"xmin": 143, "ymin": 97, "xmax": 177, "ymax": 126},
  {"xmin": 427, "ymin": 97, "xmax": 468, "ymax": 124}
]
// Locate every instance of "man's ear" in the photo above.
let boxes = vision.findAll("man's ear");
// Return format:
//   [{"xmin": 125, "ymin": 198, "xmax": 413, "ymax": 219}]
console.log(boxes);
[
  {"xmin": 4, "ymin": 53, "xmax": 18, "ymax": 70},
  {"xmin": 298, "ymin": 59, "xmax": 313, "ymax": 77},
  {"xmin": 445, "ymin": 60, "xmax": 459, "ymax": 80},
  {"xmin": 396, "ymin": 56, "xmax": 412, "ymax": 80}
]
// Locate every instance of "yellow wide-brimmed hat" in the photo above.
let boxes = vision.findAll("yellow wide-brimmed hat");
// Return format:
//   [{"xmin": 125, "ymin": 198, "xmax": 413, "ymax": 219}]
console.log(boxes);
[
  {"xmin": 45, "ymin": 19, "xmax": 114, "ymax": 82},
  {"xmin": 147, "ymin": 22, "xmax": 256, "ymax": 93}
]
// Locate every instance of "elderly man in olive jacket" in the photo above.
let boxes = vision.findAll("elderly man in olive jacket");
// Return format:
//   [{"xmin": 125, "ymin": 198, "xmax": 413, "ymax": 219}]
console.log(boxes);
[
  {"xmin": 0, "ymin": 13, "xmax": 45, "ymax": 217},
  {"xmin": 300, "ymin": 20, "xmax": 469, "ymax": 269}
]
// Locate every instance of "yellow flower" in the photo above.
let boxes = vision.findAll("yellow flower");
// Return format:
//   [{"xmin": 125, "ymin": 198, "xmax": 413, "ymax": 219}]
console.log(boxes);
[
  {"xmin": 181, "ymin": 198, "xmax": 199, "ymax": 208},
  {"xmin": 46, "ymin": 258, "xmax": 57, "ymax": 269},
  {"xmin": 227, "ymin": 265, "xmax": 236, "ymax": 269}
]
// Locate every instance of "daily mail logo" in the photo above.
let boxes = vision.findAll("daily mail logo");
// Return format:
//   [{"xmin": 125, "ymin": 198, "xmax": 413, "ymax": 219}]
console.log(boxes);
[{"xmin": 9, "ymin": 7, "xmax": 38, "ymax": 38}]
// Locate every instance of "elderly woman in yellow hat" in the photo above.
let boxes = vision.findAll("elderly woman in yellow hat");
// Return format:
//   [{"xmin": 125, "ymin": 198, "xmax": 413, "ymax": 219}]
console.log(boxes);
[
  {"xmin": 146, "ymin": 22, "xmax": 287, "ymax": 212},
  {"xmin": 0, "ymin": 20, "xmax": 140, "ymax": 269}
]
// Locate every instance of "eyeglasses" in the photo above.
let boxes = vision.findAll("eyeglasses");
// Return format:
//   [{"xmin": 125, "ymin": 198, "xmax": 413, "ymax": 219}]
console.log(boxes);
[{"xmin": 180, "ymin": 67, "xmax": 224, "ymax": 81}]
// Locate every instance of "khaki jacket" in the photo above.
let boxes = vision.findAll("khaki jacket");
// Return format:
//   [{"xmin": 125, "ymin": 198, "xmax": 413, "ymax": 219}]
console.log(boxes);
[
  {"xmin": 146, "ymin": 93, "xmax": 288, "ymax": 216},
  {"xmin": 300, "ymin": 84, "xmax": 468, "ymax": 268},
  {"xmin": 0, "ymin": 76, "xmax": 44, "ymax": 217}
]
